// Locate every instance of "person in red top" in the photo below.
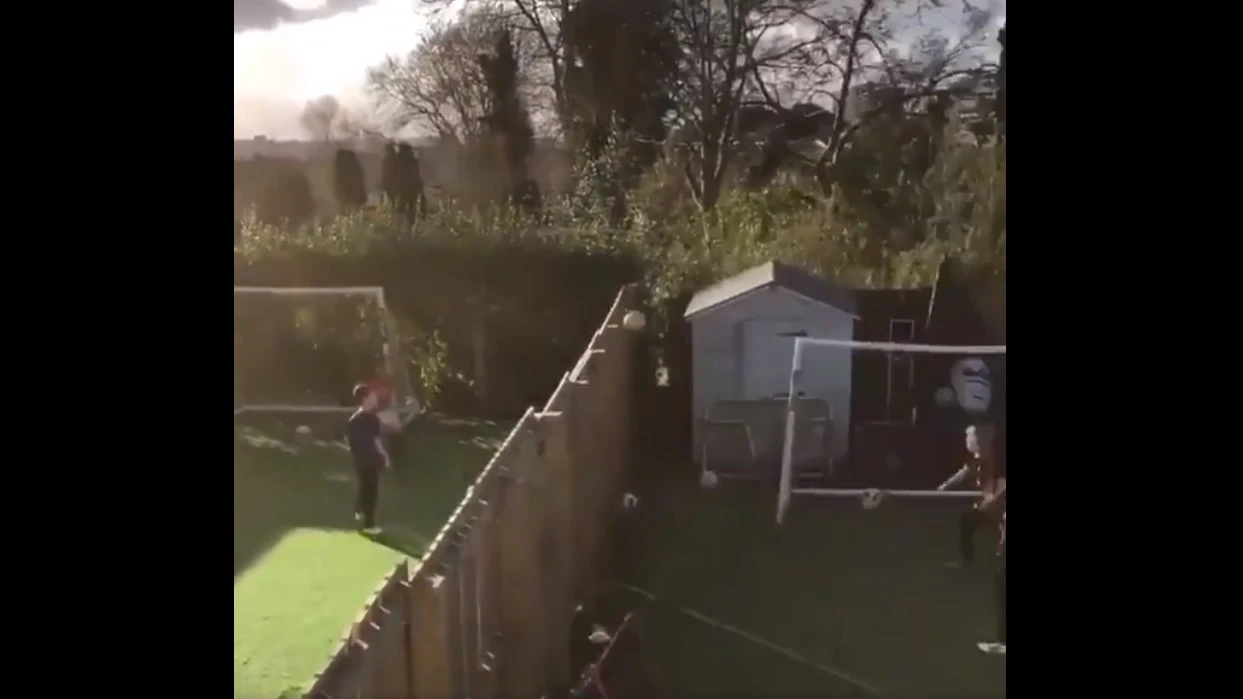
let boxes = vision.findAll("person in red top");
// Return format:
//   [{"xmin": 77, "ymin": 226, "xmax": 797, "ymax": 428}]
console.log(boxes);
[{"xmin": 937, "ymin": 423, "xmax": 1005, "ymax": 568}]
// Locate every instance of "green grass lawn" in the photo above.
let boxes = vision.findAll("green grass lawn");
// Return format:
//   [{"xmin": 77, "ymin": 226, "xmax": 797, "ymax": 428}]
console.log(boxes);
[
  {"xmin": 233, "ymin": 414, "xmax": 511, "ymax": 699},
  {"xmin": 616, "ymin": 477, "xmax": 1006, "ymax": 698}
]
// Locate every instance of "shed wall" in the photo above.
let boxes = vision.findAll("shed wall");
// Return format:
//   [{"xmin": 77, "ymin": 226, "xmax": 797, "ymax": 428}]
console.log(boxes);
[{"xmin": 690, "ymin": 287, "xmax": 854, "ymax": 462}]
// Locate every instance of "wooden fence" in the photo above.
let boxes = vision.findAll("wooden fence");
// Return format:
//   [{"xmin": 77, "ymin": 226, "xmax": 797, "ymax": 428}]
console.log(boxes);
[{"xmin": 302, "ymin": 284, "xmax": 640, "ymax": 699}]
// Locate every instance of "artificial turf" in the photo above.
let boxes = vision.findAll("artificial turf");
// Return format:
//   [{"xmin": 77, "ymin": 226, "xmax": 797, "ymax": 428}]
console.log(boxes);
[
  {"xmin": 612, "ymin": 476, "xmax": 1007, "ymax": 698},
  {"xmin": 233, "ymin": 414, "xmax": 511, "ymax": 699}
]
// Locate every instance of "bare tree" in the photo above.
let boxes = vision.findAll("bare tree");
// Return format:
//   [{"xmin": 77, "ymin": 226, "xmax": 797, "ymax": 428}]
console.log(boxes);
[
  {"xmin": 418, "ymin": 0, "xmax": 579, "ymax": 134},
  {"xmin": 332, "ymin": 107, "xmax": 389, "ymax": 140},
  {"xmin": 666, "ymin": 0, "xmax": 813, "ymax": 211},
  {"xmin": 369, "ymin": 3, "xmax": 541, "ymax": 143},
  {"xmin": 299, "ymin": 94, "xmax": 386, "ymax": 142},
  {"xmin": 726, "ymin": 0, "xmax": 999, "ymax": 192},
  {"xmin": 299, "ymin": 95, "xmax": 342, "ymax": 141},
  {"xmin": 802, "ymin": 0, "xmax": 998, "ymax": 190}
]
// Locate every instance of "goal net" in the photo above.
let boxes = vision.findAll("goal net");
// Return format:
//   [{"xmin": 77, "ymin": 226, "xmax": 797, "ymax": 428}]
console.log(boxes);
[
  {"xmin": 233, "ymin": 286, "xmax": 418, "ymax": 419},
  {"xmin": 774, "ymin": 338, "xmax": 1006, "ymax": 525}
]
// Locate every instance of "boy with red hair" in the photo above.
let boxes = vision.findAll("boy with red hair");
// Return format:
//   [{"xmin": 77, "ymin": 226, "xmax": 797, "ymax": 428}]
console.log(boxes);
[
  {"xmin": 362, "ymin": 363, "xmax": 406, "ymax": 459},
  {"xmin": 348, "ymin": 383, "xmax": 391, "ymax": 533}
]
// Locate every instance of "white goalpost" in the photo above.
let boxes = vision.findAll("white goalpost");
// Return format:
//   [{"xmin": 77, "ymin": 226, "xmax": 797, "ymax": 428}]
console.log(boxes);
[
  {"xmin": 233, "ymin": 285, "xmax": 419, "ymax": 420},
  {"xmin": 776, "ymin": 337, "xmax": 1007, "ymax": 525}
]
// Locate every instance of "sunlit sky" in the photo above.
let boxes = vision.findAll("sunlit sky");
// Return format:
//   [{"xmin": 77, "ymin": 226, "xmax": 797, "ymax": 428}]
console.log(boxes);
[
  {"xmin": 234, "ymin": 0, "xmax": 1003, "ymax": 140},
  {"xmin": 234, "ymin": 0, "xmax": 444, "ymax": 138}
]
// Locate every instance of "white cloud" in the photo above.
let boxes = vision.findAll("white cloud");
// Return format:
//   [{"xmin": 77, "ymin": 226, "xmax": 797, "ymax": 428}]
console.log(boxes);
[
  {"xmin": 234, "ymin": 1, "xmax": 437, "ymax": 138},
  {"xmin": 280, "ymin": 0, "xmax": 330, "ymax": 10},
  {"xmin": 233, "ymin": 0, "xmax": 1003, "ymax": 140}
]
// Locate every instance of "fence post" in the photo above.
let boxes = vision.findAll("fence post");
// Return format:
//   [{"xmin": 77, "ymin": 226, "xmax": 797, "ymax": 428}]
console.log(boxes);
[
  {"xmin": 373, "ymin": 563, "xmax": 413, "ymax": 699},
  {"xmin": 386, "ymin": 286, "xmax": 640, "ymax": 699},
  {"xmin": 497, "ymin": 426, "xmax": 546, "ymax": 699},
  {"xmin": 473, "ymin": 477, "xmax": 502, "ymax": 699},
  {"xmin": 603, "ymin": 301, "xmax": 637, "ymax": 522},
  {"xmin": 535, "ymin": 405, "xmax": 576, "ymax": 696},
  {"xmin": 570, "ymin": 346, "xmax": 605, "ymax": 602},
  {"xmin": 408, "ymin": 572, "xmax": 457, "ymax": 699}
]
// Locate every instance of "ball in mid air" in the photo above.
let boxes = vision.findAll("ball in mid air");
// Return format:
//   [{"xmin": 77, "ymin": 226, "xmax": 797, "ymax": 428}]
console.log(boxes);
[
  {"xmin": 622, "ymin": 310, "xmax": 646, "ymax": 331},
  {"xmin": 861, "ymin": 488, "xmax": 884, "ymax": 509},
  {"xmin": 934, "ymin": 386, "xmax": 956, "ymax": 407},
  {"xmin": 295, "ymin": 425, "xmax": 312, "ymax": 436},
  {"xmin": 378, "ymin": 408, "xmax": 402, "ymax": 432}
]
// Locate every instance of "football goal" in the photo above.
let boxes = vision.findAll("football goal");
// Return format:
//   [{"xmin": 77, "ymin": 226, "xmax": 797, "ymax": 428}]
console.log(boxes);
[
  {"xmin": 775, "ymin": 337, "xmax": 1006, "ymax": 525},
  {"xmin": 233, "ymin": 286, "xmax": 418, "ymax": 419}
]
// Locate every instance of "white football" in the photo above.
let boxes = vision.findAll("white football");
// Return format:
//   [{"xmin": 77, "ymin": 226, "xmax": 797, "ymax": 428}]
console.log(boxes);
[
  {"xmin": 934, "ymin": 386, "xmax": 956, "ymax": 407},
  {"xmin": 700, "ymin": 470, "xmax": 720, "ymax": 488},
  {"xmin": 861, "ymin": 488, "xmax": 884, "ymax": 509},
  {"xmin": 378, "ymin": 408, "xmax": 402, "ymax": 432},
  {"xmin": 295, "ymin": 425, "xmax": 312, "ymax": 436},
  {"xmin": 622, "ymin": 310, "xmax": 647, "ymax": 331}
]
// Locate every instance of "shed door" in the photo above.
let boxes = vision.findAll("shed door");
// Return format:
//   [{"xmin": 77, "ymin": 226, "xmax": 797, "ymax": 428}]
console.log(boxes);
[{"xmin": 742, "ymin": 318, "xmax": 807, "ymax": 399}]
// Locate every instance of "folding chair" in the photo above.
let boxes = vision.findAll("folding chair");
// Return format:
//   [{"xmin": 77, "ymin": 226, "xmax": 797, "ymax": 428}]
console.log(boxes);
[{"xmin": 700, "ymin": 400, "xmax": 761, "ymax": 480}]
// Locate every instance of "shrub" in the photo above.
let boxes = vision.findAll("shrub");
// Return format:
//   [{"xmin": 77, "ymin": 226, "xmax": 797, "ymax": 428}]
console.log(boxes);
[{"xmin": 234, "ymin": 121, "xmax": 1004, "ymax": 418}]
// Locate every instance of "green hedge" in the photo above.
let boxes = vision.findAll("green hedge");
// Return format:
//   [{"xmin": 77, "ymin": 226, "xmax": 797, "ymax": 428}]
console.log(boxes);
[{"xmin": 234, "ymin": 243, "xmax": 641, "ymax": 416}]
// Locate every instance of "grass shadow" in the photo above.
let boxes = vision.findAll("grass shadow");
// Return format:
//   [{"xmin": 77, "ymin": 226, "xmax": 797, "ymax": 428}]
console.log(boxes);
[
  {"xmin": 234, "ymin": 424, "xmax": 357, "ymax": 577},
  {"xmin": 234, "ymin": 413, "xmax": 512, "ymax": 698},
  {"xmin": 365, "ymin": 526, "xmax": 432, "ymax": 558},
  {"xmin": 234, "ymin": 413, "xmax": 509, "ymax": 579},
  {"xmin": 620, "ymin": 470, "xmax": 1006, "ymax": 698}
]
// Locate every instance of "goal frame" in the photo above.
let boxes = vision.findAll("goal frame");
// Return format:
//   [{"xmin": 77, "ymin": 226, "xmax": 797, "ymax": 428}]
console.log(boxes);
[
  {"xmin": 776, "ymin": 337, "xmax": 1007, "ymax": 525},
  {"xmin": 233, "ymin": 285, "xmax": 415, "ymax": 417}
]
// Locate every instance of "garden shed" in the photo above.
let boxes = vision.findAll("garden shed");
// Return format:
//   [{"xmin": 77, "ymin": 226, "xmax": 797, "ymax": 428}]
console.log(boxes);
[{"xmin": 685, "ymin": 261, "xmax": 858, "ymax": 472}]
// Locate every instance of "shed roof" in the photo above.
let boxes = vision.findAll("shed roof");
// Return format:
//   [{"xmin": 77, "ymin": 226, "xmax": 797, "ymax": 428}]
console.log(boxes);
[
  {"xmin": 684, "ymin": 261, "xmax": 857, "ymax": 319},
  {"xmin": 924, "ymin": 257, "xmax": 1006, "ymax": 344}
]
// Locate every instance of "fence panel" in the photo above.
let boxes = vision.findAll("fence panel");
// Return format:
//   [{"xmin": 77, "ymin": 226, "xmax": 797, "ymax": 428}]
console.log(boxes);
[
  {"xmin": 534, "ymin": 398, "xmax": 576, "ymax": 693},
  {"xmin": 471, "ymin": 471, "xmax": 502, "ymax": 699},
  {"xmin": 497, "ymin": 422, "xmax": 547, "ymax": 698},
  {"xmin": 304, "ymin": 561, "xmax": 410, "ymax": 699},
  {"xmin": 293, "ymin": 284, "xmax": 640, "ymax": 699},
  {"xmin": 408, "ymin": 571, "xmax": 455, "ymax": 699},
  {"xmin": 369, "ymin": 570, "xmax": 414, "ymax": 699}
]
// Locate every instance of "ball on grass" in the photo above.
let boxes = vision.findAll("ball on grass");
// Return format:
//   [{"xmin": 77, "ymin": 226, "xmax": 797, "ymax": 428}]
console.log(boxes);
[
  {"xmin": 588, "ymin": 625, "xmax": 612, "ymax": 645},
  {"xmin": 622, "ymin": 310, "xmax": 647, "ymax": 331},
  {"xmin": 700, "ymin": 470, "xmax": 719, "ymax": 488}
]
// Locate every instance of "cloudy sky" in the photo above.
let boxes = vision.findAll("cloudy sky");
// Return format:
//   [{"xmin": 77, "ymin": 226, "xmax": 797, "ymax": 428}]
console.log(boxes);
[{"xmin": 234, "ymin": 0, "xmax": 1003, "ymax": 140}]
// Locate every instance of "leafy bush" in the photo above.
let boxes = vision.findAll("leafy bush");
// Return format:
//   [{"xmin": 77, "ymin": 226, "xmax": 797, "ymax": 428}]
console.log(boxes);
[{"xmin": 234, "ymin": 116, "xmax": 1004, "ymax": 418}]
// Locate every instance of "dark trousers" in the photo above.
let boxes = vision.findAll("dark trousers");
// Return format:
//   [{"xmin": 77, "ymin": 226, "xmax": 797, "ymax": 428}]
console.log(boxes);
[
  {"xmin": 958, "ymin": 506, "xmax": 987, "ymax": 563},
  {"xmin": 354, "ymin": 464, "xmax": 381, "ymax": 528},
  {"xmin": 994, "ymin": 553, "xmax": 1007, "ymax": 643}
]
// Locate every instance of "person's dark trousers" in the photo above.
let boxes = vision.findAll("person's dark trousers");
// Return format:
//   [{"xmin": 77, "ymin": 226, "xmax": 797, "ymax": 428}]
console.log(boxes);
[
  {"xmin": 387, "ymin": 429, "xmax": 403, "ymax": 460},
  {"xmin": 994, "ymin": 551, "xmax": 1006, "ymax": 643},
  {"xmin": 354, "ymin": 463, "xmax": 381, "ymax": 529},
  {"xmin": 959, "ymin": 507, "xmax": 986, "ymax": 564}
]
